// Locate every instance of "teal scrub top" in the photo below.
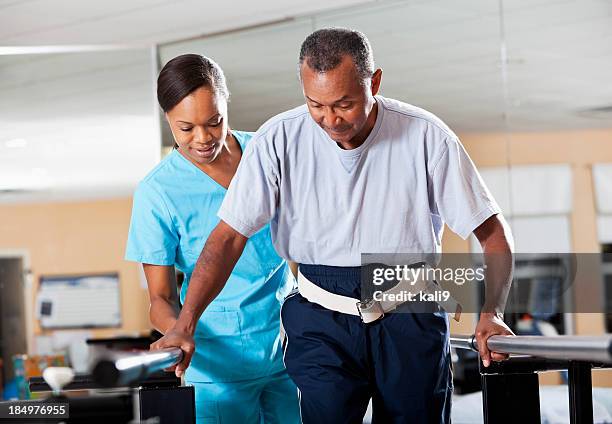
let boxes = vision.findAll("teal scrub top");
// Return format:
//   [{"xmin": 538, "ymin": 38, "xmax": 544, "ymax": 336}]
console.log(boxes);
[{"xmin": 125, "ymin": 131, "xmax": 294, "ymax": 382}]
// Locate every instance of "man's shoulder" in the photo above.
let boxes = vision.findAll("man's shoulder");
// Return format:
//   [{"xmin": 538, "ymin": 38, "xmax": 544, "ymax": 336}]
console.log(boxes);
[
  {"xmin": 379, "ymin": 96, "xmax": 458, "ymax": 141},
  {"xmin": 256, "ymin": 104, "xmax": 311, "ymax": 138},
  {"xmin": 243, "ymin": 105, "xmax": 313, "ymax": 158}
]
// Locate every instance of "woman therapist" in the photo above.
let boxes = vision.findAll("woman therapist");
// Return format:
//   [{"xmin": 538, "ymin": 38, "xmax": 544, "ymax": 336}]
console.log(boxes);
[{"xmin": 125, "ymin": 54, "xmax": 299, "ymax": 423}]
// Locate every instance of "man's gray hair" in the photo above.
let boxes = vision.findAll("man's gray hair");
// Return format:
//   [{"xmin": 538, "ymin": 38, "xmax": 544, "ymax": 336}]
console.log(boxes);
[{"xmin": 299, "ymin": 27, "xmax": 375, "ymax": 83}]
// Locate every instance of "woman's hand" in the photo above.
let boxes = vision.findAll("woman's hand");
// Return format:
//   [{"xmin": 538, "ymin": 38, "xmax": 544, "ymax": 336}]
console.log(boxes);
[{"xmin": 150, "ymin": 326, "xmax": 196, "ymax": 378}]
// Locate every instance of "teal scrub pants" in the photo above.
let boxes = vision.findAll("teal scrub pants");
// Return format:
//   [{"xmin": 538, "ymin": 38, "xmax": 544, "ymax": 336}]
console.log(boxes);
[{"xmin": 188, "ymin": 370, "xmax": 300, "ymax": 423}]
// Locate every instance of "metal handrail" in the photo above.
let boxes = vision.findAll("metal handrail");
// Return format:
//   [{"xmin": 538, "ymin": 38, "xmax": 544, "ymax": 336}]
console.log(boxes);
[
  {"xmin": 451, "ymin": 334, "xmax": 612, "ymax": 364},
  {"xmin": 91, "ymin": 348, "xmax": 183, "ymax": 387}
]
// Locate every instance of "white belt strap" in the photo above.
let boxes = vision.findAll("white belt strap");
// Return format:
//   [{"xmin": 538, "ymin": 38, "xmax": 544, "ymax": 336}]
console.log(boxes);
[
  {"xmin": 297, "ymin": 269, "xmax": 462, "ymax": 324},
  {"xmin": 297, "ymin": 271, "xmax": 382, "ymax": 323}
]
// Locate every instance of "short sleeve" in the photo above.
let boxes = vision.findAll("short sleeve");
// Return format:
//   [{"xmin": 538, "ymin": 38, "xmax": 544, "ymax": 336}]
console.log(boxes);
[
  {"xmin": 430, "ymin": 137, "xmax": 501, "ymax": 239},
  {"xmin": 125, "ymin": 182, "xmax": 178, "ymax": 265},
  {"xmin": 217, "ymin": 135, "xmax": 279, "ymax": 238}
]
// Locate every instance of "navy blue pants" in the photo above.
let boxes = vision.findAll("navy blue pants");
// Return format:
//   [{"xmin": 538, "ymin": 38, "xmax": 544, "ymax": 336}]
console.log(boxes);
[{"xmin": 281, "ymin": 265, "xmax": 453, "ymax": 424}]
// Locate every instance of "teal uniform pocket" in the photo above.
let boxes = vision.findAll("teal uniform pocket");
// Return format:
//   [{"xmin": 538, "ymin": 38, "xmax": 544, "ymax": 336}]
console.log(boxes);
[
  {"xmin": 187, "ymin": 310, "xmax": 245, "ymax": 382},
  {"xmin": 195, "ymin": 399, "xmax": 219, "ymax": 424}
]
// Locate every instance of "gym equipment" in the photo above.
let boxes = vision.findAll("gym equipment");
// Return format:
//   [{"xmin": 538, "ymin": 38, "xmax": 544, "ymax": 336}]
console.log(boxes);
[
  {"xmin": 451, "ymin": 334, "xmax": 612, "ymax": 424},
  {"xmin": 0, "ymin": 347, "xmax": 193, "ymax": 424}
]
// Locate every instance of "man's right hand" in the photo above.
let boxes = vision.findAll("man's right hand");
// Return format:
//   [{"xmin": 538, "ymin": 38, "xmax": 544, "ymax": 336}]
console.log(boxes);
[{"xmin": 150, "ymin": 326, "xmax": 195, "ymax": 378}]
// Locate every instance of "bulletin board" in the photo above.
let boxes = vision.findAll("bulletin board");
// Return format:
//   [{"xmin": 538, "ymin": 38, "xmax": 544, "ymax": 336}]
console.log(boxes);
[{"xmin": 37, "ymin": 273, "xmax": 122, "ymax": 329}]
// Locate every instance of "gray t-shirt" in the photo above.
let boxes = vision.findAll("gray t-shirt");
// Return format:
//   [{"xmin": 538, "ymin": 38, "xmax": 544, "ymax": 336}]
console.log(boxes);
[{"xmin": 218, "ymin": 95, "xmax": 500, "ymax": 266}]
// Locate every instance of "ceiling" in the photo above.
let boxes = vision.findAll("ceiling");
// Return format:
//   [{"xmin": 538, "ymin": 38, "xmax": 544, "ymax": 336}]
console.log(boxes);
[
  {"xmin": 161, "ymin": 0, "xmax": 612, "ymax": 132},
  {"xmin": 0, "ymin": 0, "xmax": 611, "ymax": 202},
  {"xmin": 0, "ymin": 0, "xmax": 370, "ymax": 45}
]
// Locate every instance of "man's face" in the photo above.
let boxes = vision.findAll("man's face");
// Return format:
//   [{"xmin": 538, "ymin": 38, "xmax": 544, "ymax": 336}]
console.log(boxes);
[{"xmin": 300, "ymin": 55, "xmax": 381, "ymax": 148}]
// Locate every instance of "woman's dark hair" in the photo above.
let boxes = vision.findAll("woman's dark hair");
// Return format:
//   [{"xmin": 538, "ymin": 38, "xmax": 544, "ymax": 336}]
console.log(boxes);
[{"xmin": 157, "ymin": 54, "xmax": 229, "ymax": 113}]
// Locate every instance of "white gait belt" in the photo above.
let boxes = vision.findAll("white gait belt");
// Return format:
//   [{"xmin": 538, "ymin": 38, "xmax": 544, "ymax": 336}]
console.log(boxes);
[{"xmin": 297, "ymin": 269, "xmax": 462, "ymax": 324}]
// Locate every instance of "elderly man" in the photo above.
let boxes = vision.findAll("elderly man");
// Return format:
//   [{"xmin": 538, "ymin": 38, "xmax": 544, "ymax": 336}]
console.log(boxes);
[{"xmin": 154, "ymin": 27, "xmax": 514, "ymax": 423}]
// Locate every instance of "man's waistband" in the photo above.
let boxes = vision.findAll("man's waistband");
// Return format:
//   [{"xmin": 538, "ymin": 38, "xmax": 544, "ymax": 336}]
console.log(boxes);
[
  {"xmin": 297, "ymin": 264, "xmax": 462, "ymax": 323},
  {"xmin": 298, "ymin": 264, "xmax": 364, "ymax": 297}
]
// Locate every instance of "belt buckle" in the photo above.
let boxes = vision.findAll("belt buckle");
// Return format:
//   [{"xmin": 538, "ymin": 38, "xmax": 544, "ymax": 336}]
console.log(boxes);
[{"xmin": 356, "ymin": 299, "xmax": 385, "ymax": 323}]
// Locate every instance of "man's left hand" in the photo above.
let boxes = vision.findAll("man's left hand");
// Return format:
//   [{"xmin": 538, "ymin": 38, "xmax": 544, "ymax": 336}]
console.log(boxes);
[{"xmin": 475, "ymin": 312, "xmax": 515, "ymax": 367}]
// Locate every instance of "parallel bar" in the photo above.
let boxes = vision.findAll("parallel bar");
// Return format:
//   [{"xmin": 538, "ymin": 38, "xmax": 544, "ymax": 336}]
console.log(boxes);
[
  {"xmin": 450, "ymin": 335, "xmax": 477, "ymax": 351},
  {"xmin": 29, "ymin": 371, "xmax": 181, "ymax": 392},
  {"xmin": 451, "ymin": 334, "xmax": 612, "ymax": 363},
  {"xmin": 91, "ymin": 348, "xmax": 183, "ymax": 387},
  {"xmin": 451, "ymin": 334, "xmax": 610, "ymax": 424}
]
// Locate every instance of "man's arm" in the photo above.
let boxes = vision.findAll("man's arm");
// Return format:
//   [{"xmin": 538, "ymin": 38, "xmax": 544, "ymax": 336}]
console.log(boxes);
[
  {"xmin": 151, "ymin": 220, "xmax": 248, "ymax": 377},
  {"xmin": 473, "ymin": 213, "xmax": 515, "ymax": 367}
]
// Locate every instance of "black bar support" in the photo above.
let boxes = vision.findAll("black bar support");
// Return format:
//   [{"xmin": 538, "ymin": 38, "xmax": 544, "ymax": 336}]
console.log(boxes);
[
  {"xmin": 568, "ymin": 362, "xmax": 593, "ymax": 424},
  {"xmin": 480, "ymin": 361, "xmax": 541, "ymax": 424}
]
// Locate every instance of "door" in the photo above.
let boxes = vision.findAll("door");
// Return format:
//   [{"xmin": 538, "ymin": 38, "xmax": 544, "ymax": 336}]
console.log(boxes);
[{"xmin": 0, "ymin": 257, "xmax": 27, "ymax": 382}]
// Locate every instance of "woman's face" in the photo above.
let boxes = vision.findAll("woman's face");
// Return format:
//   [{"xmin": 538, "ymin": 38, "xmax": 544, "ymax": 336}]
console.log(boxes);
[{"xmin": 166, "ymin": 86, "xmax": 228, "ymax": 166}]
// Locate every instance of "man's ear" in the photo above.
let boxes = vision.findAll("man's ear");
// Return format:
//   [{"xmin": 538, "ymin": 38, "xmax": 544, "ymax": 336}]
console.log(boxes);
[{"xmin": 371, "ymin": 68, "xmax": 383, "ymax": 96}]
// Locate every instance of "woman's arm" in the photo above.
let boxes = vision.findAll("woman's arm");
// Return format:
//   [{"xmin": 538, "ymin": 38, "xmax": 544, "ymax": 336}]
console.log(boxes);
[{"xmin": 143, "ymin": 264, "xmax": 181, "ymax": 334}]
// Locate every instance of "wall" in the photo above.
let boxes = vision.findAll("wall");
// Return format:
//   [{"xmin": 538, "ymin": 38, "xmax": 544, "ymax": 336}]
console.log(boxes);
[
  {"xmin": 447, "ymin": 128, "xmax": 612, "ymax": 386},
  {"xmin": 0, "ymin": 197, "xmax": 150, "ymax": 349}
]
